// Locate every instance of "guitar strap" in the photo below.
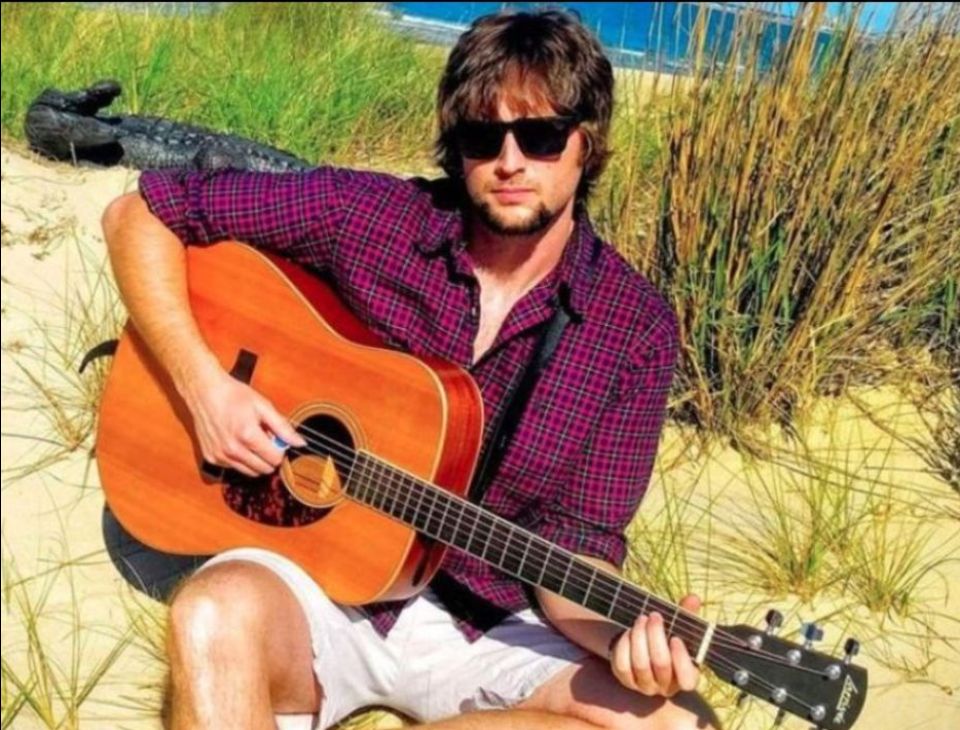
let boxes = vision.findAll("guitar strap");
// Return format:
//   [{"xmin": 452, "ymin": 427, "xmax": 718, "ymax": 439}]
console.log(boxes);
[{"xmin": 467, "ymin": 235, "xmax": 601, "ymax": 505}]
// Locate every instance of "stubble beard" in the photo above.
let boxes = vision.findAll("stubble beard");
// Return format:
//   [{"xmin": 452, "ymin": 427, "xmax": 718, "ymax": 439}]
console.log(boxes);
[{"xmin": 470, "ymin": 196, "xmax": 558, "ymax": 237}]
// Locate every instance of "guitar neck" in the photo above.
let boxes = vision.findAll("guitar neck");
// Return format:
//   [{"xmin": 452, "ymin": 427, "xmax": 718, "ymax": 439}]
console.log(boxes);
[{"xmin": 345, "ymin": 451, "xmax": 710, "ymax": 648}]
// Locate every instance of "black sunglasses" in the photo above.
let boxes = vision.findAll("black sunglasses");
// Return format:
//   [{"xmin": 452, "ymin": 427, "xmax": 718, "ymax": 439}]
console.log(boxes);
[{"xmin": 454, "ymin": 115, "xmax": 580, "ymax": 159}]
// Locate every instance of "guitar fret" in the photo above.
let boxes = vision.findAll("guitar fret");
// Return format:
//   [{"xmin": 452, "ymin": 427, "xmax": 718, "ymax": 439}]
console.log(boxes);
[
  {"xmin": 343, "ymin": 451, "xmax": 359, "ymax": 498},
  {"xmin": 517, "ymin": 533, "xmax": 535, "ymax": 581},
  {"xmin": 493, "ymin": 521, "xmax": 511, "ymax": 567},
  {"xmin": 380, "ymin": 463, "xmax": 396, "ymax": 515},
  {"xmin": 437, "ymin": 488, "xmax": 453, "ymax": 543},
  {"xmin": 479, "ymin": 515, "xmax": 495, "ymax": 562},
  {"xmin": 403, "ymin": 476, "xmax": 419, "ymax": 522},
  {"xmin": 361, "ymin": 456, "xmax": 374, "ymax": 506},
  {"xmin": 582, "ymin": 569, "xmax": 605, "ymax": 614},
  {"xmin": 398, "ymin": 474, "xmax": 413, "ymax": 523},
  {"xmin": 564, "ymin": 561, "xmax": 589, "ymax": 604},
  {"xmin": 412, "ymin": 478, "xmax": 429, "ymax": 532},
  {"xmin": 350, "ymin": 452, "xmax": 362, "ymax": 501},
  {"xmin": 558, "ymin": 558, "xmax": 572, "ymax": 596},
  {"xmin": 500, "ymin": 526, "xmax": 521, "ymax": 575},
  {"xmin": 607, "ymin": 580, "xmax": 622, "ymax": 619},
  {"xmin": 450, "ymin": 501, "xmax": 466, "ymax": 548},
  {"xmin": 464, "ymin": 505, "xmax": 481, "ymax": 554},
  {"xmin": 392, "ymin": 474, "xmax": 405, "ymax": 517},
  {"xmin": 370, "ymin": 459, "xmax": 384, "ymax": 511},
  {"xmin": 537, "ymin": 543, "xmax": 553, "ymax": 585},
  {"xmin": 430, "ymin": 489, "xmax": 447, "ymax": 540},
  {"xmin": 668, "ymin": 604, "xmax": 681, "ymax": 638}
]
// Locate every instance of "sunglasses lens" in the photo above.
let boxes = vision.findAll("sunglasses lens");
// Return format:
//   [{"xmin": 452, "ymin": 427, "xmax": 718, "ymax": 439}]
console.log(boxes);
[
  {"xmin": 514, "ymin": 119, "xmax": 573, "ymax": 156},
  {"xmin": 457, "ymin": 122, "xmax": 506, "ymax": 159},
  {"xmin": 456, "ymin": 117, "xmax": 576, "ymax": 159}
]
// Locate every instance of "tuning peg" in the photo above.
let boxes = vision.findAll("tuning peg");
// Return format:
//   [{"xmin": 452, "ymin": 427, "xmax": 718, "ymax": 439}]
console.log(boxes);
[
  {"xmin": 764, "ymin": 609, "xmax": 784, "ymax": 635},
  {"xmin": 773, "ymin": 708, "xmax": 787, "ymax": 726},
  {"xmin": 802, "ymin": 622, "xmax": 824, "ymax": 649},
  {"xmin": 733, "ymin": 668, "xmax": 750, "ymax": 707},
  {"xmin": 843, "ymin": 638, "xmax": 861, "ymax": 664}
]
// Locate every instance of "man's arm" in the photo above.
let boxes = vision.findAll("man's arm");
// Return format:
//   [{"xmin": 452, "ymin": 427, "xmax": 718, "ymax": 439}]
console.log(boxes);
[
  {"xmin": 101, "ymin": 189, "xmax": 306, "ymax": 476},
  {"xmin": 535, "ymin": 560, "xmax": 702, "ymax": 697},
  {"xmin": 102, "ymin": 192, "xmax": 220, "ymax": 396},
  {"xmin": 532, "ymin": 308, "xmax": 692, "ymax": 695}
]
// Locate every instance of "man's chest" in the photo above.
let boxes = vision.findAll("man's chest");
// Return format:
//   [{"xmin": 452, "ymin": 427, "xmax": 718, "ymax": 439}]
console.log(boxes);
[
  {"xmin": 471, "ymin": 284, "xmax": 525, "ymax": 365},
  {"xmin": 326, "ymin": 254, "xmax": 621, "ymax": 511}
]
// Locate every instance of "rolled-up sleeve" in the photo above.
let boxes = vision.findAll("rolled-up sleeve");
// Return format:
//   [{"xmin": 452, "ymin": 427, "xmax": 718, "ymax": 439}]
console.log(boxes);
[
  {"xmin": 138, "ymin": 166, "xmax": 347, "ymax": 271},
  {"xmin": 536, "ymin": 320, "xmax": 679, "ymax": 568}
]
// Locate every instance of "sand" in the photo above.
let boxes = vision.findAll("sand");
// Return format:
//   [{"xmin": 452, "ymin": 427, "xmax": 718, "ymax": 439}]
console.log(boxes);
[{"xmin": 1, "ymin": 142, "xmax": 957, "ymax": 729}]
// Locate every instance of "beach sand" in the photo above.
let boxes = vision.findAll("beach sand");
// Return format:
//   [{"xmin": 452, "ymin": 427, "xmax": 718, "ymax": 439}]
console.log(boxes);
[{"xmin": 1, "ymin": 143, "xmax": 957, "ymax": 728}]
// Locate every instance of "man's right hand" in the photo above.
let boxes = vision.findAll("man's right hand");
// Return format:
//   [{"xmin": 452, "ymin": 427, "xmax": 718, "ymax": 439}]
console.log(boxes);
[{"xmin": 181, "ymin": 366, "xmax": 307, "ymax": 478}]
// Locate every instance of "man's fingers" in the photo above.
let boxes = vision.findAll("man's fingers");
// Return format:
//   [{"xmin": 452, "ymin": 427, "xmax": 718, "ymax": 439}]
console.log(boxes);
[
  {"xmin": 629, "ymin": 616, "xmax": 659, "ymax": 695},
  {"xmin": 645, "ymin": 612, "xmax": 675, "ymax": 693},
  {"xmin": 671, "ymin": 637, "xmax": 700, "ymax": 692},
  {"xmin": 256, "ymin": 398, "xmax": 306, "ymax": 448},
  {"xmin": 224, "ymin": 437, "xmax": 276, "ymax": 475},
  {"xmin": 611, "ymin": 626, "xmax": 637, "ymax": 690},
  {"xmin": 680, "ymin": 594, "xmax": 702, "ymax": 614}
]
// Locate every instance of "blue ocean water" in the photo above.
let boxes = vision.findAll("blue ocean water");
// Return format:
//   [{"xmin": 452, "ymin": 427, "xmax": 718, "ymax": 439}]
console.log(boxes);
[{"xmin": 388, "ymin": 2, "xmax": 899, "ymax": 70}]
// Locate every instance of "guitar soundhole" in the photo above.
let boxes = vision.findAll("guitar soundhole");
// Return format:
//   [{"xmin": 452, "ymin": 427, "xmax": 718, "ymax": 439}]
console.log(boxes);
[{"xmin": 222, "ymin": 414, "xmax": 354, "ymax": 527}]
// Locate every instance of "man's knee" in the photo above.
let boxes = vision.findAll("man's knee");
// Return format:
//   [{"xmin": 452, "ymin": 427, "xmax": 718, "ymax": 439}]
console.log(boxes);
[{"xmin": 166, "ymin": 562, "xmax": 280, "ymax": 662}]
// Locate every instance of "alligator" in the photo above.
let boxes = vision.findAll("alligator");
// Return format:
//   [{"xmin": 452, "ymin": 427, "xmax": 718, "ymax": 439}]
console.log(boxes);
[{"xmin": 24, "ymin": 79, "xmax": 313, "ymax": 172}]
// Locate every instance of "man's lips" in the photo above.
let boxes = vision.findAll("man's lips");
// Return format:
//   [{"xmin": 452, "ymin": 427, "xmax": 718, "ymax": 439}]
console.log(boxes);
[{"xmin": 491, "ymin": 187, "xmax": 535, "ymax": 203}]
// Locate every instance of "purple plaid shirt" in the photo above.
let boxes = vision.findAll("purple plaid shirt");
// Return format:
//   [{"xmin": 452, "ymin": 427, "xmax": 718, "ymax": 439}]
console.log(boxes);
[{"xmin": 138, "ymin": 165, "xmax": 678, "ymax": 641}]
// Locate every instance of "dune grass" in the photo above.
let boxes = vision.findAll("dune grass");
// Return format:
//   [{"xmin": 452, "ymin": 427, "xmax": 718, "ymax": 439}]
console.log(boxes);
[
  {"xmin": 1, "ymin": 235, "xmax": 125, "ymax": 483},
  {"xmin": 602, "ymin": 3, "xmax": 960, "ymax": 442},
  {"xmin": 1, "ymin": 545, "xmax": 134, "ymax": 729}
]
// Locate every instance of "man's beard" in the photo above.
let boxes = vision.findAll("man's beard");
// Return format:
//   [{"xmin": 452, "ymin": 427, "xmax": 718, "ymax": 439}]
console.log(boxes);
[{"xmin": 470, "ymin": 196, "xmax": 557, "ymax": 237}]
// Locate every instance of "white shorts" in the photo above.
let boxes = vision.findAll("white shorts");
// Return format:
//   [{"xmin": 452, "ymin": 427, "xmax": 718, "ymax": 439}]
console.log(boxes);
[{"xmin": 199, "ymin": 548, "xmax": 590, "ymax": 730}]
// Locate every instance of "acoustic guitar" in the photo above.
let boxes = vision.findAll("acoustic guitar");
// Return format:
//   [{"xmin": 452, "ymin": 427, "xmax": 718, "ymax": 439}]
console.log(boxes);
[{"xmin": 96, "ymin": 241, "xmax": 867, "ymax": 729}]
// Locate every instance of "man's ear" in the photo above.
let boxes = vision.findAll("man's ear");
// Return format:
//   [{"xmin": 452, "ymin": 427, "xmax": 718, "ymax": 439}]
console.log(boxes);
[{"xmin": 578, "ymin": 129, "xmax": 592, "ymax": 168}]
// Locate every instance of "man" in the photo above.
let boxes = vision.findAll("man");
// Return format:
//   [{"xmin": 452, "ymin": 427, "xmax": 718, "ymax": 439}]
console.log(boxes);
[{"xmin": 101, "ymin": 8, "xmax": 718, "ymax": 730}]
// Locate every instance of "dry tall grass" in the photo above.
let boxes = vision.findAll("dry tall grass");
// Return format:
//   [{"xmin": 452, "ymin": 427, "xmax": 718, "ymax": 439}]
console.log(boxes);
[{"xmin": 600, "ymin": 3, "xmax": 960, "ymax": 442}]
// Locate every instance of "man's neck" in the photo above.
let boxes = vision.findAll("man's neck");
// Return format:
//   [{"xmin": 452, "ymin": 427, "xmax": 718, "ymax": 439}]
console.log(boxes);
[{"xmin": 465, "ymin": 208, "xmax": 576, "ymax": 298}]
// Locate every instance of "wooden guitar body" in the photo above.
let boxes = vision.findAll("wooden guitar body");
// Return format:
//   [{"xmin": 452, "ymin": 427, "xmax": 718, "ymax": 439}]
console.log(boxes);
[{"xmin": 96, "ymin": 241, "xmax": 484, "ymax": 605}]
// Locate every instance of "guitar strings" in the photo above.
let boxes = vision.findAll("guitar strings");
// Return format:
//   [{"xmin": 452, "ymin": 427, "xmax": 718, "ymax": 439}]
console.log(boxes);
[
  {"xmin": 275, "ymin": 426, "xmax": 834, "ymax": 678},
  {"xmin": 339, "ymin": 457, "xmax": 845, "ymax": 713},
  {"xmin": 281, "ymin": 426, "xmax": 798, "ymax": 662},
  {"xmin": 333, "ymin": 448, "xmax": 839, "ymax": 678}
]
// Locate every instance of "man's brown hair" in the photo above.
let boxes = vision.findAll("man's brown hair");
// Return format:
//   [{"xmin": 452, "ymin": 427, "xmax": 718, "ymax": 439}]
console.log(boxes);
[{"xmin": 435, "ymin": 8, "xmax": 615, "ymax": 202}]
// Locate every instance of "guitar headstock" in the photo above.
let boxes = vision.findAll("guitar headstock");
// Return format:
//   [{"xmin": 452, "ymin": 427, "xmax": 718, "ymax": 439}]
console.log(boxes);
[{"xmin": 705, "ymin": 612, "xmax": 867, "ymax": 729}]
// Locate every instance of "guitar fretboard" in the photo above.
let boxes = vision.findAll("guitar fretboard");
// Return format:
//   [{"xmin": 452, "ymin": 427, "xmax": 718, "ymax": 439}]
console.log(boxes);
[{"xmin": 343, "ymin": 450, "xmax": 708, "ymax": 647}]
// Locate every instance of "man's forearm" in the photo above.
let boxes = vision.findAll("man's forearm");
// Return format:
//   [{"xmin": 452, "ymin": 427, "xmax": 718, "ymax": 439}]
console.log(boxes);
[
  {"xmin": 101, "ymin": 192, "xmax": 223, "ymax": 398},
  {"xmin": 535, "ymin": 556, "xmax": 625, "ymax": 659}
]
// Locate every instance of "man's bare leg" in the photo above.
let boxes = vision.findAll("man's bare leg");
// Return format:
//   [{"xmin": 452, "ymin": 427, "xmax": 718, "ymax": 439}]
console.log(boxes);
[
  {"xmin": 164, "ymin": 562, "xmax": 321, "ymax": 730},
  {"xmin": 419, "ymin": 658, "xmax": 719, "ymax": 730}
]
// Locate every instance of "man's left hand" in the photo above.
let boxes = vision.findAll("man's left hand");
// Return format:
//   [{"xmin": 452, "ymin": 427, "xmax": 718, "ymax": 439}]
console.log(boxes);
[{"xmin": 609, "ymin": 594, "xmax": 702, "ymax": 697}]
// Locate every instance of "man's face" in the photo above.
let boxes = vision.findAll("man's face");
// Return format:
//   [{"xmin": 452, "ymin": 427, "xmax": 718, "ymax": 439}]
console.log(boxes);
[{"xmin": 460, "ymin": 95, "xmax": 584, "ymax": 237}]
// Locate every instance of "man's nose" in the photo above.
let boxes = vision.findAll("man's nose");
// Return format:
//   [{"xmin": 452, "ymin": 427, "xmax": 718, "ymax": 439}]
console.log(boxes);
[{"xmin": 494, "ymin": 131, "xmax": 526, "ymax": 175}]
